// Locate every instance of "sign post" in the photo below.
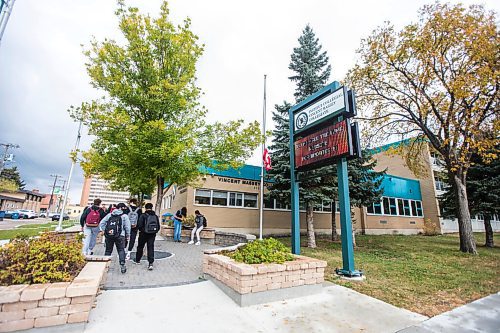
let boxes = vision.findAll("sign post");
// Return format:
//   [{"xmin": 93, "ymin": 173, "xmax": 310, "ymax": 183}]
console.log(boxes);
[{"xmin": 289, "ymin": 81, "xmax": 362, "ymax": 277}]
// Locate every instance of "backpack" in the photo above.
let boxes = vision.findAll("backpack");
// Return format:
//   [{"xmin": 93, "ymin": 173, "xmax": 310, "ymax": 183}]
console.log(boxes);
[
  {"xmin": 128, "ymin": 206, "xmax": 140, "ymax": 227},
  {"xmin": 144, "ymin": 214, "xmax": 160, "ymax": 234},
  {"xmin": 85, "ymin": 207, "xmax": 101, "ymax": 227},
  {"xmin": 104, "ymin": 214, "xmax": 123, "ymax": 239},
  {"xmin": 202, "ymin": 215, "xmax": 207, "ymax": 228}
]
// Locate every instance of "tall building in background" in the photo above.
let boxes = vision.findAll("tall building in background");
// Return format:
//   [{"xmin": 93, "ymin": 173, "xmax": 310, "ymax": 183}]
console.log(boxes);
[{"xmin": 80, "ymin": 176, "xmax": 130, "ymax": 207}]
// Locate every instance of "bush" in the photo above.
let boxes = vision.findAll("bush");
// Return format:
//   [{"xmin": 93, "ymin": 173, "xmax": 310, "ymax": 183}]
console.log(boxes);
[
  {"xmin": 0, "ymin": 233, "xmax": 86, "ymax": 285},
  {"xmin": 228, "ymin": 238, "xmax": 294, "ymax": 264}
]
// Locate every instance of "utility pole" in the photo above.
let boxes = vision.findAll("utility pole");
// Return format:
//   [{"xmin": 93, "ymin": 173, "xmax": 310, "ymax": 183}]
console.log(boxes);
[
  {"xmin": 56, "ymin": 121, "xmax": 83, "ymax": 231},
  {"xmin": 46, "ymin": 174, "xmax": 61, "ymax": 217},
  {"xmin": 0, "ymin": 142, "xmax": 19, "ymax": 175},
  {"xmin": 56, "ymin": 179, "xmax": 67, "ymax": 213}
]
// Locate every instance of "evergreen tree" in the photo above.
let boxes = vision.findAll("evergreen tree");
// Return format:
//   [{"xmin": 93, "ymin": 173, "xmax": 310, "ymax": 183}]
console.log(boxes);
[
  {"xmin": 0, "ymin": 167, "xmax": 25, "ymax": 190},
  {"xmin": 440, "ymin": 148, "xmax": 499, "ymax": 247}
]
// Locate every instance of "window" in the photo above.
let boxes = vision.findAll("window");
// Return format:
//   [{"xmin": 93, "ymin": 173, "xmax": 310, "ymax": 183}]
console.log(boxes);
[
  {"xmin": 244, "ymin": 194, "xmax": 258, "ymax": 208},
  {"xmin": 229, "ymin": 192, "xmax": 243, "ymax": 207},
  {"xmin": 195, "ymin": 189, "xmax": 211, "ymax": 205},
  {"xmin": 373, "ymin": 201, "xmax": 382, "ymax": 214},
  {"xmin": 397, "ymin": 199, "xmax": 404, "ymax": 216},
  {"xmin": 383, "ymin": 197, "xmax": 390, "ymax": 215},
  {"xmin": 264, "ymin": 196, "xmax": 274, "ymax": 209},
  {"xmin": 322, "ymin": 201, "xmax": 332, "ymax": 212},
  {"xmin": 275, "ymin": 198, "xmax": 289, "ymax": 210},
  {"xmin": 403, "ymin": 199, "xmax": 411, "ymax": 216},
  {"xmin": 212, "ymin": 191, "xmax": 227, "ymax": 206},
  {"xmin": 434, "ymin": 176, "xmax": 446, "ymax": 191},
  {"xmin": 411, "ymin": 201, "xmax": 417, "ymax": 217}
]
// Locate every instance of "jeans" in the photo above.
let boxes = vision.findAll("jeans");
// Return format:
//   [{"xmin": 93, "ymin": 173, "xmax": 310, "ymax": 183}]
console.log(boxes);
[
  {"xmin": 136, "ymin": 232, "xmax": 156, "ymax": 264},
  {"xmin": 82, "ymin": 226, "xmax": 100, "ymax": 255},
  {"xmin": 173, "ymin": 219, "xmax": 182, "ymax": 241},
  {"xmin": 190, "ymin": 225, "xmax": 204, "ymax": 242},
  {"xmin": 128, "ymin": 228, "xmax": 138, "ymax": 251},
  {"xmin": 105, "ymin": 236, "xmax": 126, "ymax": 265}
]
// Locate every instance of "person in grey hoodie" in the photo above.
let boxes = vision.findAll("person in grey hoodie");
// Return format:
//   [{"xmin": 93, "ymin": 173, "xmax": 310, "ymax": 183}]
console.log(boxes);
[{"xmin": 99, "ymin": 202, "xmax": 131, "ymax": 274}]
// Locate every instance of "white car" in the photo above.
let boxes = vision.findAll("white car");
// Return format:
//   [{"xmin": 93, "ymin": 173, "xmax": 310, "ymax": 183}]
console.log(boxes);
[{"xmin": 17, "ymin": 209, "xmax": 38, "ymax": 219}]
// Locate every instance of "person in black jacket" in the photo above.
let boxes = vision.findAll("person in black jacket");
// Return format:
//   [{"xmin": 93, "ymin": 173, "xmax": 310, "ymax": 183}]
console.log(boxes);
[
  {"xmin": 134, "ymin": 203, "xmax": 159, "ymax": 270},
  {"xmin": 80, "ymin": 198, "xmax": 106, "ymax": 255}
]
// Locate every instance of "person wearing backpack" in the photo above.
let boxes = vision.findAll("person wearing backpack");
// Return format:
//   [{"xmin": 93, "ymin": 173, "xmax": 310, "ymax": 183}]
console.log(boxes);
[
  {"xmin": 173, "ymin": 207, "xmax": 186, "ymax": 242},
  {"xmin": 80, "ymin": 198, "xmax": 106, "ymax": 256},
  {"xmin": 134, "ymin": 203, "xmax": 160, "ymax": 270},
  {"xmin": 188, "ymin": 210, "xmax": 206, "ymax": 246},
  {"xmin": 99, "ymin": 202, "xmax": 131, "ymax": 274},
  {"xmin": 125, "ymin": 198, "xmax": 142, "ymax": 261}
]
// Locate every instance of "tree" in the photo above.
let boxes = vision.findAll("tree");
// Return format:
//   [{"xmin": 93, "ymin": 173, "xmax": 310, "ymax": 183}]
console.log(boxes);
[
  {"xmin": 267, "ymin": 25, "xmax": 333, "ymax": 248},
  {"xmin": 347, "ymin": 3, "xmax": 499, "ymax": 254},
  {"xmin": 440, "ymin": 146, "xmax": 499, "ymax": 248},
  {"xmin": 0, "ymin": 167, "xmax": 25, "ymax": 190},
  {"xmin": 72, "ymin": 2, "xmax": 261, "ymax": 214}
]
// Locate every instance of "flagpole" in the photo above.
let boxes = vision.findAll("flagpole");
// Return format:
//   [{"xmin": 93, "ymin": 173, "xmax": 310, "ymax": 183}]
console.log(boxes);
[{"xmin": 259, "ymin": 75, "xmax": 267, "ymax": 240}]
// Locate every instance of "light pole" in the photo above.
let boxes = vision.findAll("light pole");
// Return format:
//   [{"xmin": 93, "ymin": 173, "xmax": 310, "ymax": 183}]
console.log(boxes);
[{"xmin": 56, "ymin": 121, "xmax": 82, "ymax": 231}]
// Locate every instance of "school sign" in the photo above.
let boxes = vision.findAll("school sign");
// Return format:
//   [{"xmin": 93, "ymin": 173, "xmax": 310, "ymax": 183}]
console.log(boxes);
[{"xmin": 289, "ymin": 81, "xmax": 362, "ymax": 278}]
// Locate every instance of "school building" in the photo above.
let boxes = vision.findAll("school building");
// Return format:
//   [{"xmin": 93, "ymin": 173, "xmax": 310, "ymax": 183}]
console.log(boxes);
[{"xmin": 156, "ymin": 141, "xmax": 500, "ymax": 236}]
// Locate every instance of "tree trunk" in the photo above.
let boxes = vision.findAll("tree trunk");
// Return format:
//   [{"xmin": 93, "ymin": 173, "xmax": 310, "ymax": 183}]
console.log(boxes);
[
  {"xmin": 331, "ymin": 201, "xmax": 339, "ymax": 241},
  {"xmin": 451, "ymin": 174, "xmax": 477, "ymax": 254},
  {"xmin": 154, "ymin": 176, "xmax": 164, "ymax": 216},
  {"xmin": 359, "ymin": 205, "xmax": 366, "ymax": 235},
  {"xmin": 306, "ymin": 201, "xmax": 316, "ymax": 248},
  {"xmin": 484, "ymin": 215, "xmax": 494, "ymax": 248}
]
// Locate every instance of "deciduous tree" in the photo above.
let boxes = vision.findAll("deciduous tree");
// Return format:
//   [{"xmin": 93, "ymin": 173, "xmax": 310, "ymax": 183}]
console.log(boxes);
[
  {"xmin": 347, "ymin": 3, "xmax": 499, "ymax": 253},
  {"xmin": 72, "ymin": 2, "xmax": 261, "ymax": 214}
]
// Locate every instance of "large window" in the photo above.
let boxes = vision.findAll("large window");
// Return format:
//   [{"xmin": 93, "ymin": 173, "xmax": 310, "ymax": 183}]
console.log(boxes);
[
  {"xmin": 368, "ymin": 196, "xmax": 423, "ymax": 217},
  {"xmin": 212, "ymin": 191, "xmax": 228, "ymax": 206},
  {"xmin": 194, "ymin": 189, "xmax": 211, "ymax": 205},
  {"xmin": 244, "ymin": 194, "xmax": 258, "ymax": 208}
]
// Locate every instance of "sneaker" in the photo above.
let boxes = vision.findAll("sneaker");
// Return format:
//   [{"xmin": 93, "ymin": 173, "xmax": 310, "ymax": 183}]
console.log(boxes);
[
  {"xmin": 188, "ymin": 240, "xmax": 194, "ymax": 245},
  {"xmin": 120, "ymin": 265, "xmax": 127, "ymax": 274},
  {"xmin": 125, "ymin": 251, "xmax": 131, "ymax": 261},
  {"xmin": 134, "ymin": 260, "xmax": 141, "ymax": 265},
  {"xmin": 195, "ymin": 241, "xmax": 201, "ymax": 246},
  {"xmin": 148, "ymin": 264, "xmax": 153, "ymax": 271}
]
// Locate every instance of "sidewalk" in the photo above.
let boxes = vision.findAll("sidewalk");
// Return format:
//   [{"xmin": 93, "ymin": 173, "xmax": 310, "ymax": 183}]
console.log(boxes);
[{"xmin": 22, "ymin": 281, "xmax": 427, "ymax": 333}]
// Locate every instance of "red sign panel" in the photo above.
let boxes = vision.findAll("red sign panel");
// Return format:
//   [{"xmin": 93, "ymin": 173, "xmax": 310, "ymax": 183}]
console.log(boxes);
[{"xmin": 294, "ymin": 120, "xmax": 350, "ymax": 169}]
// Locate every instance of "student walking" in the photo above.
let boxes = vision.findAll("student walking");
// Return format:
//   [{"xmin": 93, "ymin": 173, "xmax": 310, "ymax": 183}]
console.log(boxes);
[
  {"xmin": 125, "ymin": 198, "xmax": 142, "ymax": 260},
  {"xmin": 99, "ymin": 203, "xmax": 131, "ymax": 274},
  {"xmin": 188, "ymin": 210, "xmax": 206, "ymax": 246},
  {"xmin": 80, "ymin": 198, "xmax": 106, "ymax": 256},
  {"xmin": 173, "ymin": 207, "xmax": 186, "ymax": 242},
  {"xmin": 135, "ymin": 203, "xmax": 160, "ymax": 270}
]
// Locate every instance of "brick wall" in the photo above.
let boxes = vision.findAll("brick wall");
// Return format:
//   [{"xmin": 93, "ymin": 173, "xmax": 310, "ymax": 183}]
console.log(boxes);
[
  {"xmin": 0, "ymin": 262, "xmax": 108, "ymax": 332},
  {"xmin": 214, "ymin": 231, "xmax": 255, "ymax": 247}
]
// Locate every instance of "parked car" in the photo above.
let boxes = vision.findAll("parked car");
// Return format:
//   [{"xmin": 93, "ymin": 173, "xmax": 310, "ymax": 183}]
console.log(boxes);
[
  {"xmin": 51, "ymin": 214, "xmax": 69, "ymax": 221},
  {"xmin": 17, "ymin": 209, "xmax": 38, "ymax": 219},
  {"xmin": 4, "ymin": 210, "xmax": 20, "ymax": 219}
]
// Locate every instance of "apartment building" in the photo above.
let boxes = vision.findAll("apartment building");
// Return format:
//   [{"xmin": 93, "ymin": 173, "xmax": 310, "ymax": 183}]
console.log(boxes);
[{"xmin": 80, "ymin": 176, "xmax": 130, "ymax": 208}]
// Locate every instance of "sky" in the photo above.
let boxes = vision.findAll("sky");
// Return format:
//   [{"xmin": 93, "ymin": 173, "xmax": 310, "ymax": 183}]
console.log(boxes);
[{"xmin": 0, "ymin": 0, "xmax": 498, "ymax": 205}]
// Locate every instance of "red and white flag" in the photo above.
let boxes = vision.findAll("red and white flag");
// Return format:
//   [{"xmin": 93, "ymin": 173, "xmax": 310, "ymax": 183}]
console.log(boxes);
[{"xmin": 263, "ymin": 148, "xmax": 272, "ymax": 171}]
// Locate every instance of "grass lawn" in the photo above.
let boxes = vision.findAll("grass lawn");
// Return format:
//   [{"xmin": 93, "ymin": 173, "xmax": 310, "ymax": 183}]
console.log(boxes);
[
  {"xmin": 0, "ymin": 221, "xmax": 78, "ymax": 240},
  {"xmin": 280, "ymin": 233, "xmax": 500, "ymax": 317}
]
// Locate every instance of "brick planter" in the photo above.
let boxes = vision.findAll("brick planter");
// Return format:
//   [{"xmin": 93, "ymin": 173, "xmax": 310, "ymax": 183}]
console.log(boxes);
[
  {"xmin": 0, "ymin": 261, "xmax": 109, "ymax": 332},
  {"xmin": 203, "ymin": 249, "xmax": 327, "ymax": 306}
]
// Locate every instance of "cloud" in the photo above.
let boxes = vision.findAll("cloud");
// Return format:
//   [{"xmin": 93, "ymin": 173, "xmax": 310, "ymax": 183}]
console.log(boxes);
[{"xmin": 1, "ymin": 0, "xmax": 498, "ymax": 205}]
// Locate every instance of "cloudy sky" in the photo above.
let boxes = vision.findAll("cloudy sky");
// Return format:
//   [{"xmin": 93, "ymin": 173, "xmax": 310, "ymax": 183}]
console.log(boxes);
[{"xmin": 0, "ymin": 0, "xmax": 497, "ymax": 205}]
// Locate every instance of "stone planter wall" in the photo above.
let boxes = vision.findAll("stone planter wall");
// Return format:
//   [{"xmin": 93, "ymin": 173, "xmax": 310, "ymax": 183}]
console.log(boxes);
[
  {"xmin": 0, "ymin": 261, "xmax": 108, "ymax": 332},
  {"xmin": 214, "ymin": 231, "xmax": 256, "ymax": 247},
  {"xmin": 160, "ymin": 225, "xmax": 215, "ymax": 244},
  {"xmin": 203, "ymin": 252, "xmax": 327, "ymax": 306}
]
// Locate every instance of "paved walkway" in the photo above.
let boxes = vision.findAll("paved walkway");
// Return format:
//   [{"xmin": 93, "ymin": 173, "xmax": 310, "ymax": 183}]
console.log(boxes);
[
  {"xmin": 398, "ymin": 292, "xmax": 500, "ymax": 333},
  {"xmin": 93, "ymin": 235, "xmax": 218, "ymax": 289}
]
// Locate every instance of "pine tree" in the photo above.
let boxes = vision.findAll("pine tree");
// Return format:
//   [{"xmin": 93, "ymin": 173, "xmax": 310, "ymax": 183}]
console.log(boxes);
[{"xmin": 0, "ymin": 167, "xmax": 25, "ymax": 190}]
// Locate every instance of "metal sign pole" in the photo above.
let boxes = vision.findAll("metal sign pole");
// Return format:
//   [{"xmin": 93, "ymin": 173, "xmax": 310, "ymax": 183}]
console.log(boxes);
[{"xmin": 289, "ymin": 108, "xmax": 301, "ymax": 255}]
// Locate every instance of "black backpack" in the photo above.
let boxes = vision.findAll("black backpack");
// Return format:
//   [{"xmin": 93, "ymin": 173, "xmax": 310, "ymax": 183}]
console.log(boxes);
[
  {"xmin": 202, "ymin": 215, "xmax": 207, "ymax": 228},
  {"xmin": 144, "ymin": 214, "xmax": 159, "ymax": 234},
  {"xmin": 105, "ymin": 215, "xmax": 123, "ymax": 239}
]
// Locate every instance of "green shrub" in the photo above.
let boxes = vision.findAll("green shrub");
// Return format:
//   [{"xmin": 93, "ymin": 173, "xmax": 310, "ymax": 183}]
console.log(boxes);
[
  {"xmin": 228, "ymin": 238, "xmax": 294, "ymax": 264},
  {"xmin": 0, "ymin": 233, "xmax": 86, "ymax": 285}
]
